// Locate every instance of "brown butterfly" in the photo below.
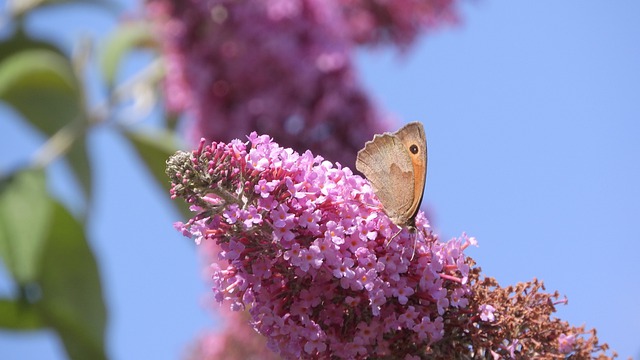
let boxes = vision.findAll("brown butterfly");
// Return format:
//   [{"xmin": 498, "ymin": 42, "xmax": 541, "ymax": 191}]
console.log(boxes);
[{"xmin": 356, "ymin": 122, "xmax": 427, "ymax": 255}]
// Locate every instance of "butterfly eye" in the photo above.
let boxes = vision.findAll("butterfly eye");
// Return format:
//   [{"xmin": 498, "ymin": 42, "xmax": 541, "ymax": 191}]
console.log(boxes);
[{"xmin": 409, "ymin": 144, "xmax": 419, "ymax": 154}]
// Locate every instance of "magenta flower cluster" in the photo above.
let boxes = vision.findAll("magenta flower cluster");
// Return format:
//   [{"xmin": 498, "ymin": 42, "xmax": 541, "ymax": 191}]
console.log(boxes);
[
  {"xmin": 147, "ymin": 0, "xmax": 460, "ymax": 167},
  {"xmin": 340, "ymin": 0, "xmax": 459, "ymax": 47},
  {"xmin": 168, "ymin": 134, "xmax": 476, "ymax": 359}
]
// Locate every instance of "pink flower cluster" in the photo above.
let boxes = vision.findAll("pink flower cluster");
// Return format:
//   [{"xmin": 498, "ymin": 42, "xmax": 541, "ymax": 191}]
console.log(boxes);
[
  {"xmin": 185, "ymin": 308, "xmax": 281, "ymax": 360},
  {"xmin": 147, "ymin": 0, "xmax": 460, "ymax": 167},
  {"xmin": 340, "ymin": 0, "xmax": 459, "ymax": 47},
  {"xmin": 168, "ymin": 134, "xmax": 475, "ymax": 359}
]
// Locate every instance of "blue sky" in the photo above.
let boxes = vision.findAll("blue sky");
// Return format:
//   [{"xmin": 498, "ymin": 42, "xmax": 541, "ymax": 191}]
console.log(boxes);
[{"xmin": 1, "ymin": 1, "xmax": 639, "ymax": 359}]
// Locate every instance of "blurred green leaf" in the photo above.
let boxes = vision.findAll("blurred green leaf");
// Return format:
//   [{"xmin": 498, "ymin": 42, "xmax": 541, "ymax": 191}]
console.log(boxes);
[
  {"xmin": 0, "ymin": 169, "xmax": 52, "ymax": 283},
  {"xmin": 123, "ymin": 128, "xmax": 191, "ymax": 217},
  {"xmin": 165, "ymin": 111, "xmax": 180, "ymax": 132},
  {"xmin": 0, "ymin": 30, "xmax": 64, "ymax": 63},
  {"xmin": 101, "ymin": 21, "xmax": 156, "ymax": 88},
  {"xmin": 124, "ymin": 128, "xmax": 179, "ymax": 184},
  {"xmin": 0, "ymin": 49, "xmax": 83, "ymax": 136},
  {"xmin": 67, "ymin": 132, "xmax": 93, "ymax": 206},
  {"xmin": 9, "ymin": 0, "xmax": 120, "ymax": 18},
  {"xmin": 36, "ymin": 201, "xmax": 107, "ymax": 360},
  {"xmin": 0, "ymin": 299, "xmax": 45, "ymax": 330},
  {"xmin": 0, "ymin": 49, "xmax": 93, "ymax": 203}
]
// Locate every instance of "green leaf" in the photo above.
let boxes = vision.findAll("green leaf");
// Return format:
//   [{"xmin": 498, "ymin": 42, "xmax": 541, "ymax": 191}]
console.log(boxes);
[
  {"xmin": 165, "ymin": 110, "xmax": 180, "ymax": 132},
  {"xmin": 0, "ymin": 49, "xmax": 83, "ymax": 137},
  {"xmin": 0, "ymin": 169, "xmax": 52, "ymax": 283},
  {"xmin": 124, "ymin": 128, "xmax": 180, "ymax": 186},
  {"xmin": 0, "ymin": 298, "xmax": 45, "ymax": 330},
  {"xmin": 36, "ymin": 201, "xmax": 107, "ymax": 360},
  {"xmin": 67, "ymin": 132, "xmax": 93, "ymax": 205},
  {"xmin": 0, "ymin": 49, "xmax": 93, "ymax": 203},
  {"xmin": 123, "ymin": 128, "xmax": 191, "ymax": 217},
  {"xmin": 0, "ymin": 30, "xmax": 64, "ymax": 63},
  {"xmin": 9, "ymin": 0, "xmax": 120, "ymax": 18},
  {"xmin": 101, "ymin": 21, "xmax": 156, "ymax": 88}
]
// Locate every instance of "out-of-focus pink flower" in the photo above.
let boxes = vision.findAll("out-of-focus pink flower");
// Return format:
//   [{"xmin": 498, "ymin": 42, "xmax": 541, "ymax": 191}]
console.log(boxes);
[
  {"xmin": 147, "ymin": 0, "xmax": 461, "ymax": 167},
  {"xmin": 339, "ymin": 0, "xmax": 460, "ymax": 47},
  {"xmin": 167, "ymin": 134, "xmax": 474, "ymax": 359},
  {"xmin": 185, "ymin": 308, "xmax": 282, "ymax": 360}
]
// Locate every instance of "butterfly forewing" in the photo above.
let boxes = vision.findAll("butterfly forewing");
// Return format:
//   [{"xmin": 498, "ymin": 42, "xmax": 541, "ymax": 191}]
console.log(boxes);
[
  {"xmin": 394, "ymin": 123, "xmax": 427, "ymax": 223},
  {"xmin": 356, "ymin": 133, "xmax": 416, "ymax": 225}
]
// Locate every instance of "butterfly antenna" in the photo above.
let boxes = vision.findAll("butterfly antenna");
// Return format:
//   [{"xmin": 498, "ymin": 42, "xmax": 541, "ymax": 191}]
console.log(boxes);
[
  {"xmin": 385, "ymin": 227, "xmax": 419, "ymax": 261},
  {"xmin": 413, "ymin": 226, "xmax": 429, "ymax": 260},
  {"xmin": 409, "ymin": 230, "xmax": 417, "ymax": 261},
  {"xmin": 384, "ymin": 228, "xmax": 402, "ymax": 248}
]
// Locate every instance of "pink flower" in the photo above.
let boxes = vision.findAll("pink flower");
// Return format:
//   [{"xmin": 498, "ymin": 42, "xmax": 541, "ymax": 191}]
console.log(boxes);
[
  {"xmin": 299, "ymin": 245, "xmax": 324, "ymax": 272},
  {"xmin": 339, "ymin": 0, "xmax": 460, "ymax": 47},
  {"xmin": 558, "ymin": 333, "xmax": 576, "ymax": 354},
  {"xmin": 324, "ymin": 220, "xmax": 345, "ymax": 245},
  {"xmin": 332, "ymin": 257, "xmax": 355, "ymax": 279},
  {"xmin": 167, "ymin": 135, "xmax": 474, "ymax": 359},
  {"xmin": 505, "ymin": 339, "xmax": 520, "ymax": 358},
  {"xmin": 222, "ymin": 204, "xmax": 240, "ymax": 225},
  {"xmin": 392, "ymin": 280, "xmax": 416, "ymax": 305},
  {"xmin": 479, "ymin": 303, "xmax": 496, "ymax": 322},
  {"xmin": 298, "ymin": 208, "xmax": 321, "ymax": 233},
  {"xmin": 255, "ymin": 179, "xmax": 279, "ymax": 198},
  {"xmin": 241, "ymin": 206, "xmax": 263, "ymax": 228},
  {"xmin": 450, "ymin": 287, "xmax": 469, "ymax": 308},
  {"xmin": 271, "ymin": 204, "xmax": 294, "ymax": 229}
]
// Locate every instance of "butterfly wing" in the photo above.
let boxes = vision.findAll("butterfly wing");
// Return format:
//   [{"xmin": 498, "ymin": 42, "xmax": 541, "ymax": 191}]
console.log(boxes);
[
  {"xmin": 394, "ymin": 122, "xmax": 427, "ymax": 224},
  {"xmin": 356, "ymin": 131, "xmax": 416, "ymax": 226}
]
